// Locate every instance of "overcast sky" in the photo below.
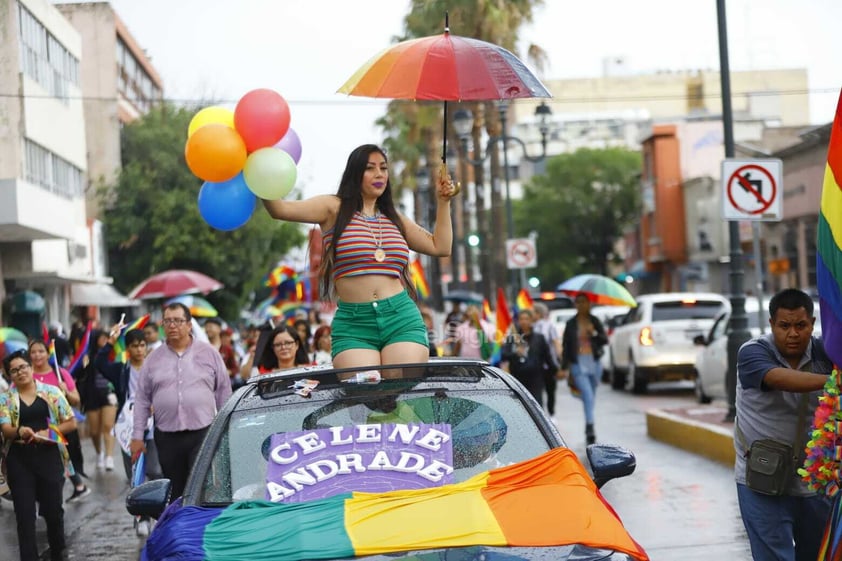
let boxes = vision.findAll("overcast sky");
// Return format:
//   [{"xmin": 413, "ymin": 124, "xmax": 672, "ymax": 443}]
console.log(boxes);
[{"xmin": 66, "ymin": 0, "xmax": 842, "ymax": 198}]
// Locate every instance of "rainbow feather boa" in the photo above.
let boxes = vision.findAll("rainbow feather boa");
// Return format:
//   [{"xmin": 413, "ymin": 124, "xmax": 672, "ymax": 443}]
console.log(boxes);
[{"xmin": 799, "ymin": 368, "xmax": 842, "ymax": 496}]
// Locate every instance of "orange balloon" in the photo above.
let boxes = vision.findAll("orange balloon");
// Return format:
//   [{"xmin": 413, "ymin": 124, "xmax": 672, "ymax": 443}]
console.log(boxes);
[{"xmin": 184, "ymin": 124, "xmax": 247, "ymax": 182}]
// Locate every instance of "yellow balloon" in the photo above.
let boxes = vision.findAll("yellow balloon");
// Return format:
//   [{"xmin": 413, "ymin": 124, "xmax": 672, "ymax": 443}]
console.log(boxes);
[{"xmin": 188, "ymin": 106, "xmax": 235, "ymax": 138}]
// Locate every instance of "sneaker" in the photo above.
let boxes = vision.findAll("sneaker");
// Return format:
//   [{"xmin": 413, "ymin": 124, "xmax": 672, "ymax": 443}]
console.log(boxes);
[
  {"xmin": 67, "ymin": 486, "xmax": 91, "ymax": 502},
  {"xmin": 96, "ymin": 453, "xmax": 105, "ymax": 470},
  {"xmin": 105, "ymin": 456, "xmax": 114, "ymax": 471},
  {"xmin": 136, "ymin": 519, "xmax": 150, "ymax": 538}
]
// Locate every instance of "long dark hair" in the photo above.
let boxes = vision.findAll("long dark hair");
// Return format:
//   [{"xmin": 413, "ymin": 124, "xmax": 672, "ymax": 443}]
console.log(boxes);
[
  {"xmin": 257, "ymin": 325, "xmax": 310, "ymax": 371},
  {"xmin": 319, "ymin": 144, "xmax": 416, "ymax": 301}
]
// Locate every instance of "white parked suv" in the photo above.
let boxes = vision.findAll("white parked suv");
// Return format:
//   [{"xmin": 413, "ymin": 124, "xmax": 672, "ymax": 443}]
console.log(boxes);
[{"xmin": 609, "ymin": 292, "xmax": 729, "ymax": 393}]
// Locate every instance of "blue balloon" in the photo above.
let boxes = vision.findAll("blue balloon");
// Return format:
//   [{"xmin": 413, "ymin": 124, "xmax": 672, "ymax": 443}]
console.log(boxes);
[{"xmin": 198, "ymin": 173, "xmax": 256, "ymax": 231}]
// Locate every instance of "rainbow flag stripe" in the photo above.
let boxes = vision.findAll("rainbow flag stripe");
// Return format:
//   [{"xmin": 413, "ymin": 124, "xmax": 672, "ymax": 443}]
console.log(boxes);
[
  {"xmin": 111, "ymin": 314, "xmax": 150, "ymax": 363},
  {"xmin": 68, "ymin": 321, "xmax": 92, "ymax": 375},
  {"xmin": 817, "ymin": 90, "xmax": 842, "ymax": 367},
  {"xmin": 410, "ymin": 258, "xmax": 430, "ymax": 299},
  {"xmin": 143, "ymin": 448, "xmax": 648, "ymax": 561},
  {"xmin": 489, "ymin": 288, "xmax": 512, "ymax": 366},
  {"xmin": 515, "ymin": 289, "xmax": 534, "ymax": 311}
]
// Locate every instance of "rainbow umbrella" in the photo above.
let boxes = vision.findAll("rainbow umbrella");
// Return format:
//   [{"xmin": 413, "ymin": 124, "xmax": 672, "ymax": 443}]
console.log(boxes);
[
  {"xmin": 166, "ymin": 294, "xmax": 218, "ymax": 318},
  {"xmin": 0, "ymin": 327, "xmax": 28, "ymax": 362},
  {"xmin": 338, "ymin": 15, "xmax": 551, "ymax": 165},
  {"xmin": 557, "ymin": 274, "xmax": 637, "ymax": 308}
]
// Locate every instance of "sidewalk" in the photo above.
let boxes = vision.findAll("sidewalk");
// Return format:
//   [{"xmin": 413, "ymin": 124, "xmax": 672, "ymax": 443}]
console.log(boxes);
[{"xmin": 646, "ymin": 402, "xmax": 736, "ymax": 465}]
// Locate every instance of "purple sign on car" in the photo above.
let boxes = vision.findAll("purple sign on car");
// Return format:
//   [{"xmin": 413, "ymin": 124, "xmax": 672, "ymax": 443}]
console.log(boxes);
[{"xmin": 265, "ymin": 423, "xmax": 454, "ymax": 503}]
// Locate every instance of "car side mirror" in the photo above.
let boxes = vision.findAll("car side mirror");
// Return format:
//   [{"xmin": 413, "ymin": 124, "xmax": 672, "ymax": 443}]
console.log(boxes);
[
  {"xmin": 586, "ymin": 444, "xmax": 636, "ymax": 488},
  {"xmin": 693, "ymin": 334, "xmax": 706, "ymax": 346},
  {"xmin": 126, "ymin": 479, "xmax": 172, "ymax": 519}
]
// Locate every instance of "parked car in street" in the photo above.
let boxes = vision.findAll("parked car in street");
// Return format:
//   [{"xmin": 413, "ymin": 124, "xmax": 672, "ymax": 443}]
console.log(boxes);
[
  {"xmin": 127, "ymin": 360, "xmax": 647, "ymax": 560},
  {"xmin": 608, "ymin": 292, "xmax": 729, "ymax": 393},
  {"xmin": 693, "ymin": 297, "xmax": 822, "ymax": 403}
]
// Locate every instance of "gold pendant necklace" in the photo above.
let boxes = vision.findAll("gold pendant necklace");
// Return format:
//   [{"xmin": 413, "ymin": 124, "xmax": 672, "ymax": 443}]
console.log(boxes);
[{"xmin": 359, "ymin": 211, "xmax": 385, "ymax": 262}]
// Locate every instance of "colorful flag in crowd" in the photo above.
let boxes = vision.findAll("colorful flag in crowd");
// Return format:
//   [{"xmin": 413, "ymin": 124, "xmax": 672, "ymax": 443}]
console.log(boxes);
[
  {"xmin": 68, "ymin": 321, "xmax": 92, "ymax": 375},
  {"xmin": 47, "ymin": 339, "xmax": 58, "ymax": 370},
  {"xmin": 808, "ymin": 89, "xmax": 842, "ymax": 561},
  {"xmin": 42, "ymin": 322, "xmax": 51, "ymax": 346},
  {"xmin": 43, "ymin": 420, "xmax": 68, "ymax": 446},
  {"xmin": 111, "ymin": 314, "xmax": 151, "ymax": 363},
  {"xmin": 515, "ymin": 289, "xmax": 534, "ymax": 312},
  {"xmin": 482, "ymin": 299, "xmax": 492, "ymax": 322},
  {"xmin": 141, "ymin": 448, "xmax": 649, "ymax": 561},
  {"xmin": 410, "ymin": 258, "xmax": 430, "ymax": 299},
  {"xmin": 490, "ymin": 287, "xmax": 513, "ymax": 366}
]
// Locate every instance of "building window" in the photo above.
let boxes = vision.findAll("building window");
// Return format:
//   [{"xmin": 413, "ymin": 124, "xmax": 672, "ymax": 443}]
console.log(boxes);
[
  {"xmin": 23, "ymin": 139, "xmax": 84, "ymax": 199},
  {"xmin": 116, "ymin": 37, "xmax": 160, "ymax": 114},
  {"xmin": 17, "ymin": 4, "xmax": 80, "ymax": 101}
]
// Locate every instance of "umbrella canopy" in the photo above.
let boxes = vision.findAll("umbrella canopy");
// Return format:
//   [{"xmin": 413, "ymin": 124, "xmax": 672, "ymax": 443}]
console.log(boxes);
[
  {"xmin": 338, "ymin": 20, "xmax": 551, "ymax": 163},
  {"xmin": 128, "ymin": 269, "xmax": 223, "ymax": 300},
  {"xmin": 0, "ymin": 327, "xmax": 28, "ymax": 362},
  {"xmin": 557, "ymin": 274, "xmax": 637, "ymax": 308},
  {"xmin": 165, "ymin": 295, "xmax": 219, "ymax": 318},
  {"xmin": 443, "ymin": 290, "xmax": 484, "ymax": 305}
]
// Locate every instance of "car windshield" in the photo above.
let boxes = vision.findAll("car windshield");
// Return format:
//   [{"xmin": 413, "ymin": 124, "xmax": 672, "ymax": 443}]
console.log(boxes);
[
  {"xmin": 199, "ymin": 364, "xmax": 552, "ymax": 506},
  {"xmin": 651, "ymin": 300, "xmax": 725, "ymax": 321}
]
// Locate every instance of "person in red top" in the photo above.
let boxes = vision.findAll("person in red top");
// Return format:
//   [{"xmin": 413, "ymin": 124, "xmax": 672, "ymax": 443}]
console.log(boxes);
[
  {"xmin": 204, "ymin": 318, "xmax": 240, "ymax": 389},
  {"xmin": 262, "ymin": 144, "xmax": 456, "ymax": 369}
]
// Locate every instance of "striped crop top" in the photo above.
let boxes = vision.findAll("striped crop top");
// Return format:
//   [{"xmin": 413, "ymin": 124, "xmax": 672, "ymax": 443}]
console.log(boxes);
[{"xmin": 323, "ymin": 212, "xmax": 410, "ymax": 281}]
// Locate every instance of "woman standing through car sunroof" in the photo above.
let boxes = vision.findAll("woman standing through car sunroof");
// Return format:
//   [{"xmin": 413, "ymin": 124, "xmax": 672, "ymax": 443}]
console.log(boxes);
[{"xmin": 263, "ymin": 144, "xmax": 456, "ymax": 369}]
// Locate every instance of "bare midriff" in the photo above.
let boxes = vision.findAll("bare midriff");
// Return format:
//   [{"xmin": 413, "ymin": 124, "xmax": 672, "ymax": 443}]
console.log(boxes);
[{"xmin": 336, "ymin": 274, "xmax": 405, "ymax": 303}]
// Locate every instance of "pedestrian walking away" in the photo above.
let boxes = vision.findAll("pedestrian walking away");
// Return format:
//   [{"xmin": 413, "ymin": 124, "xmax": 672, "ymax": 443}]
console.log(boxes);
[
  {"xmin": 262, "ymin": 144, "xmax": 457, "ymax": 369},
  {"xmin": 1, "ymin": 349, "xmax": 77, "ymax": 561},
  {"xmin": 561, "ymin": 294, "xmax": 609, "ymax": 445},
  {"xmin": 734, "ymin": 288, "xmax": 833, "ymax": 561},
  {"xmin": 502, "ymin": 308, "xmax": 559, "ymax": 408},
  {"xmin": 532, "ymin": 302, "xmax": 563, "ymax": 422},
  {"xmin": 27, "ymin": 339, "xmax": 89, "ymax": 502},
  {"xmin": 95, "ymin": 324, "xmax": 163, "ymax": 537},
  {"xmin": 129, "ymin": 303, "xmax": 231, "ymax": 501},
  {"xmin": 75, "ymin": 329, "xmax": 118, "ymax": 472}
]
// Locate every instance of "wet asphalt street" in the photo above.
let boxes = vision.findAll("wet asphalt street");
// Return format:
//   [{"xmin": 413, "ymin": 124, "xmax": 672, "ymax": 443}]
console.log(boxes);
[{"xmin": 0, "ymin": 380, "xmax": 750, "ymax": 561}]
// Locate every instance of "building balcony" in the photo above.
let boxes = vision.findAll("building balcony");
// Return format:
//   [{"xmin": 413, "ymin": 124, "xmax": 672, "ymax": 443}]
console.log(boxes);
[{"xmin": 0, "ymin": 178, "xmax": 86, "ymax": 242}]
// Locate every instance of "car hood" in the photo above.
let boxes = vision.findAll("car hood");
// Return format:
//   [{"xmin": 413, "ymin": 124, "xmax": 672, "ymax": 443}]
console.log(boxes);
[{"xmin": 336, "ymin": 544, "xmax": 627, "ymax": 560}]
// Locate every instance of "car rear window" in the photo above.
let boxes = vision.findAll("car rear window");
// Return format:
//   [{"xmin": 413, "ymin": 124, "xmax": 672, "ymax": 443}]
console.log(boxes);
[{"xmin": 651, "ymin": 300, "xmax": 725, "ymax": 321}]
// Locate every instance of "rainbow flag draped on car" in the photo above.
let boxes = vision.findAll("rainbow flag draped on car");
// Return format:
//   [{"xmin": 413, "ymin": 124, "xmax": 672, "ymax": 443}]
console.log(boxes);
[{"xmin": 142, "ymin": 448, "xmax": 648, "ymax": 561}]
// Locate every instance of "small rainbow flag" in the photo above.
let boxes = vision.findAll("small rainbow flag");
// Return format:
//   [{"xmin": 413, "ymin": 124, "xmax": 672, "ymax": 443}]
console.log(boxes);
[
  {"xmin": 111, "ymin": 314, "xmax": 150, "ymax": 363},
  {"xmin": 490, "ymin": 287, "xmax": 513, "ymax": 366},
  {"xmin": 68, "ymin": 321, "xmax": 92, "ymax": 375},
  {"xmin": 410, "ymin": 258, "xmax": 430, "ymax": 299},
  {"xmin": 44, "ymin": 420, "xmax": 68, "ymax": 445},
  {"xmin": 482, "ymin": 299, "xmax": 492, "ymax": 322},
  {"xmin": 515, "ymin": 289, "xmax": 534, "ymax": 312}
]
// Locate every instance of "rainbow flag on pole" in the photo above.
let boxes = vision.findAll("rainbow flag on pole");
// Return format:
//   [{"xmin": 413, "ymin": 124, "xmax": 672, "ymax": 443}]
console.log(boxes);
[
  {"xmin": 515, "ymin": 289, "xmax": 534, "ymax": 312},
  {"xmin": 142, "ymin": 448, "xmax": 649, "ymax": 561},
  {"xmin": 818, "ymin": 89, "xmax": 842, "ymax": 368},
  {"xmin": 410, "ymin": 258, "xmax": 430, "ymax": 299},
  {"xmin": 110, "ymin": 314, "xmax": 150, "ymax": 363},
  {"xmin": 489, "ymin": 288, "xmax": 513, "ymax": 366},
  {"xmin": 68, "ymin": 321, "xmax": 92, "ymax": 375}
]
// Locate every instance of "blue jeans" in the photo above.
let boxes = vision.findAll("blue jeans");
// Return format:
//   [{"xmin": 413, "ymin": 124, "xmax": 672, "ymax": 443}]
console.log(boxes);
[
  {"xmin": 571, "ymin": 354, "xmax": 601, "ymax": 424},
  {"xmin": 736, "ymin": 482, "xmax": 831, "ymax": 561}
]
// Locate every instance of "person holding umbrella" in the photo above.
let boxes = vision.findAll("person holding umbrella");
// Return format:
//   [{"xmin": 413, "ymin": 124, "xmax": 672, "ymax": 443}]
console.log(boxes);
[{"xmin": 263, "ymin": 144, "xmax": 457, "ymax": 369}]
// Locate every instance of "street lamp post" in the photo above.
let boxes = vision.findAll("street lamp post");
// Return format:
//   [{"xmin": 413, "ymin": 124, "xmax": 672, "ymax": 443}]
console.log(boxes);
[{"xmin": 453, "ymin": 101, "xmax": 552, "ymax": 297}]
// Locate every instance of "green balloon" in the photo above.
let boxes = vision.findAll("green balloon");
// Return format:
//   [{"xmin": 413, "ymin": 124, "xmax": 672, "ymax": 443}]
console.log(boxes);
[{"xmin": 242, "ymin": 147, "xmax": 297, "ymax": 199}]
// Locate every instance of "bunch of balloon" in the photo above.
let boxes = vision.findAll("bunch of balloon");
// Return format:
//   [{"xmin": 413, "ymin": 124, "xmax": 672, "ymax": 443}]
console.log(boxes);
[{"xmin": 185, "ymin": 89, "xmax": 303, "ymax": 231}]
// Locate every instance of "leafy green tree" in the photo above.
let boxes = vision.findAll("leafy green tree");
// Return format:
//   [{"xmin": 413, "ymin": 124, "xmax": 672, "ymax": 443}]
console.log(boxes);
[
  {"xmin": 99, "ymin": 103, "xmax": 305, "ymax": 320},
  {"xmin": 515, "ymin": 148, "xmax": 641, "ymax": 287}
]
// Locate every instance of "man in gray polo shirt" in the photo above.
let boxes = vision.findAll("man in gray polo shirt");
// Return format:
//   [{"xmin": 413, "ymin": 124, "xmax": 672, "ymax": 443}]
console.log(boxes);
[{"xmin": 735, "ymin": 288, "xmax": 832, "ymax": 561}]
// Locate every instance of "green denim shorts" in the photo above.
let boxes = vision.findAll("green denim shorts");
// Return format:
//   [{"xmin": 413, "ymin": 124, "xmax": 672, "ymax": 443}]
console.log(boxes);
[{"xmin": 331, "ymin": 290, "xmax": 429, "ymax": 357}]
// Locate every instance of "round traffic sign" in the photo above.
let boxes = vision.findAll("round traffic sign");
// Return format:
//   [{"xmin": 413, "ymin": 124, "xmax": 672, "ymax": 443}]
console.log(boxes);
[{"xmin": 726, "ymin": 164, "xmax": 777, "ymax": 215}]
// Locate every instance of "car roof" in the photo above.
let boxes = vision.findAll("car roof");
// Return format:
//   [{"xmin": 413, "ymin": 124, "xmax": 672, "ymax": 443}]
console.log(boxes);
[{"xmin": 634, "ymin": 292, "xmax": 729, "ymax": 303}]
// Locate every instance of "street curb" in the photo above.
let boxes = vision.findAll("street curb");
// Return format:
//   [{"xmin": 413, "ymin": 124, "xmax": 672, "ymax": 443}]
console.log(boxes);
[{"xmin": 646, "ymin": 408, "xmax": 735, "ymax": 466}]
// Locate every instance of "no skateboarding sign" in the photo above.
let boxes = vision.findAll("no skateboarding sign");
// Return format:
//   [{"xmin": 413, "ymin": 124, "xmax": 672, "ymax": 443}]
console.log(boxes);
[
  {"xmin": 721, "ymin": 159, "xmax": 783, "ymax": 221},
  {"xmin": 506, "ymin": 238, "xmax": 537, "ymax": 269}
]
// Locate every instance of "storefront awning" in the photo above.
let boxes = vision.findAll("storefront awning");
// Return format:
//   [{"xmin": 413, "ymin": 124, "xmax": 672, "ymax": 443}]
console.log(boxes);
[{"xmin": 70, "ymin": 283, "xmax": 139, "ymax": 307}]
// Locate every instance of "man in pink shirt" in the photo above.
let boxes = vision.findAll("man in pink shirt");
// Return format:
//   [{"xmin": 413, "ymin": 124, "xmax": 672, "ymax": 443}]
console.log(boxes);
[{"xmin": 129, "ymin": 303, "xmax": 231, "ymax": 499}]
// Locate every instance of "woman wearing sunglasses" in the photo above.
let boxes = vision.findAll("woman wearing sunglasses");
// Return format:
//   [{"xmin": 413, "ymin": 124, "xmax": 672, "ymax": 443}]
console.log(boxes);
[{"xmin": 0, "ymin": 349, "xmax": 77, "ymax": 561}]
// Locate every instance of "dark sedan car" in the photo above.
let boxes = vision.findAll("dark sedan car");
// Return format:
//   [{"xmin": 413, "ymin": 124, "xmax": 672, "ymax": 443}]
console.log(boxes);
[{"xmin": 128, "ymin": 360, "xmax": 647, "ymax": 560}]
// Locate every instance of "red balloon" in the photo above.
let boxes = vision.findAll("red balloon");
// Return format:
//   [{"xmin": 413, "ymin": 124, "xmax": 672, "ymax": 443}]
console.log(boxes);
[{"xmin": 234, "ymin": 89, "xmax": 291, "ymax": 153}]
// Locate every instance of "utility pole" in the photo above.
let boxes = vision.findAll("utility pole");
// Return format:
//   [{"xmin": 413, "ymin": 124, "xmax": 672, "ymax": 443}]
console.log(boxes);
[{"xmin": 718, "ymin": 0, "xmax": 750, "ymax": 423}]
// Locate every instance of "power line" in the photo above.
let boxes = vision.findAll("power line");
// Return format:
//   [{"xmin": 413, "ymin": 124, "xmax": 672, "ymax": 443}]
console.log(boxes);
[{"xmin": 0, "ymin": 87, "xmax": 837, "ymax": 107}]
